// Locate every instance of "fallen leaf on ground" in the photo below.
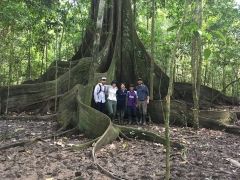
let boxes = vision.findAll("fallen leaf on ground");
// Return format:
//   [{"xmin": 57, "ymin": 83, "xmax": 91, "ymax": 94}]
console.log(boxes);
[
  {"xmin": 226, "ymin": 158, "xmax": 240, "ymax": 168},
  {"xmin": 56, "ymin": 141, "xmax": 62, "ymax": 146},
  {"xmin": 14, "ymin": 128, "xmax": 25, "ymax": 132},
  {"xmin": 25, "ymin": 150, "xmax": 31, "ymax": 154},
  {"xmin": 122, "ymin": 143, "xmax": 127, "ymax": 149},
  {"xmin": 7, "ymin": 155, "xmax": 11, "ymax": 160},
  {"xmin": 180, "ymin": 160, "xmax": 188, "ymax": 164},
  {"xmin": 67, "ymin": 144, "xmax": 75, "ymax": 147},
  {"xmin": 109, "ymin": 143, "xmax": 116, "ymax": 150}
]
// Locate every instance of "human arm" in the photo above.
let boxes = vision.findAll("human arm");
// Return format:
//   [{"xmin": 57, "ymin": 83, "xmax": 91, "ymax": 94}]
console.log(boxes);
[
  {"xmin": 146, "ymin": 96, "xmax": 150, "ymax": 104},
  {"xmin": 93, "ymin": 84, "xmax": 100, "ymax": 103},
  {"xmin": 105, "ymin": 85, "xmax": 110, "ymax": 93},
  {"xmin": 116, "ymin": 90, "xmax": 119, "ymax": 99},
  {"xmin": 125, "ymin": 91, "xmax": 128, "ymax": 108},
  {"xmin": 145, "ymin": 86, "xmax": 150, "ymax": 104},
  {"xmin": 135, "ymin": 91, "xmax": 138, "ymax": 107}
]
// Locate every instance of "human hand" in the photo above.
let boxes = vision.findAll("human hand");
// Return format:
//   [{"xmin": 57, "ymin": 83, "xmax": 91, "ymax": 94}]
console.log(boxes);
[{"xmin": 146, "ymin": 100, "xmax": 149, "ymax": 104}]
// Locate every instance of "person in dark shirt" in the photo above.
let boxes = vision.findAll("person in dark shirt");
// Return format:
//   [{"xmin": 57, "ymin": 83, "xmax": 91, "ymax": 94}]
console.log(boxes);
[
  {"xmin": 127, "ymin": 84, "xmax": 138, "ymax": 124},
  {"xmin": 116, "ymin": 83, "xmax": 127, "ymax": 124},
  {"xmin": 135, "ymin": 78, "xmax": 149, "ymax": 125}
]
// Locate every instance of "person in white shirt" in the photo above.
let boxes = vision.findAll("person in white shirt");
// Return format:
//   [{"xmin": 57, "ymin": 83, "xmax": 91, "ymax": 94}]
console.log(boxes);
[
  {"xmin": 93, "ymin": 77, "xmax": 107, "ymax": 112},
  {"xmin": 106, "ymin": 80, "xmax": 118, "ymax": 121}
]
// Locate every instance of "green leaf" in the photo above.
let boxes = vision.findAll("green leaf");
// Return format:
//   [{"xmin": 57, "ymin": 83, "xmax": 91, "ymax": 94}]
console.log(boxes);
[
  {"xmin": 197, "ymin": 30, "xmax": 202, "ymax": 36},
  {"xmin": 201, "ymin": 30, "xmax": 212, "ymax": 40},
  {"xmin": 167, "ymin": 25, "xmax": 179, "ymax": 32},
  {"xmin": 213, "ymin": 30, "xmax": 226, "ymax": 44},
  {"xmin": 204, "ymin": 33, "xmax": 212, "ymax": 40},
  {"xmin": 203, "ymin": 49, "xmax": 211, "ymax": 60},
  {"xmin": 193, "ymin": 30, "xmax": 201, "ymax": 37}
]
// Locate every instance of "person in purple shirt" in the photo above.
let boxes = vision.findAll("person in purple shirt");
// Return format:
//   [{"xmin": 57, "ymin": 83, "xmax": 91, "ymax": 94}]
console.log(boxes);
[{"xmin": 127, "ymin": 84, "xmax": 138, "ymax": 124}]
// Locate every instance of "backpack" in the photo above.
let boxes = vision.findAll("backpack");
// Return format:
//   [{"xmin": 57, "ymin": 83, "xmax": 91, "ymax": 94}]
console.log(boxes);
[{"xmin": 97, "ymin": 83, "xmax": 105, "ymax": 95}]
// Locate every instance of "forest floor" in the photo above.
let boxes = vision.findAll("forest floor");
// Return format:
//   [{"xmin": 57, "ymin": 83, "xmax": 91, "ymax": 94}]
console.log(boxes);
[{"xmin": 0, "ymin": 113, "xmax": 240, "ymax": 180}]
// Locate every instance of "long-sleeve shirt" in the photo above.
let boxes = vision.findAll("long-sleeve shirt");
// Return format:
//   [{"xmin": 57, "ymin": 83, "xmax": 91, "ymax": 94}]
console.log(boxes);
[
  {"xmin": 106, "ymin": 85, "xmax": 118, "ymax": 101},
  {"xmin": 136, "ymin": 85, "xmax": 149, "ymax": 101},
  {"xmin": 93, "ymin": 83, "xmax": 106, "ymax": 103}
]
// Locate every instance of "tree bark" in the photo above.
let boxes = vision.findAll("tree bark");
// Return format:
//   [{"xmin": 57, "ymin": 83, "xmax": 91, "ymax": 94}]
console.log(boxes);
[
  {"xmin": 165, "ymin": 0, "xmax": 190, "ymax": 178},
  {"xmin": 191, "ymin": 0, "xmax": 203, "ymax": 130},
  {"xmin": 150, "ymin": 0, "xmax": 155, "ymax": 100}
]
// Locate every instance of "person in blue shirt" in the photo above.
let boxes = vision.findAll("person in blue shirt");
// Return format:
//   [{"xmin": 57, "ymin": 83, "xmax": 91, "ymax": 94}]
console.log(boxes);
[
  {"xmin": 135, "ymin": 78, "xmax": 150, "ymax": 125},
  {"xmin": 116, "ymin": 83, "xmax": 127, "ymax": 124}
]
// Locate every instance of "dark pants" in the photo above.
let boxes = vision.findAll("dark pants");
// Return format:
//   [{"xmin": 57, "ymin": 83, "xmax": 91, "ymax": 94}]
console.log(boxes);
[
  {"xmin": 95, "ymin": 102, "xmax": 105, "ymax": 113},
  {"xmin": 127, "ymin": 106, "xmax": 137, "ymax": 117},
  {"xmin": 117, "ymin": 103, "xmax": 126, "ymax": 117}
]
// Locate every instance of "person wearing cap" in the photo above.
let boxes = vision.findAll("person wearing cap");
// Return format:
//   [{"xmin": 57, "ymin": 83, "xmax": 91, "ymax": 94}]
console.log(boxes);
[
  {"xmin": 116, "ymin": 83, "xmax": 127, "ymax": 124},
  {"xmin": 127, "ymin": 84, "xmax": 138, "ymax": 124},
  {"xmin": 93, "ymin": 77, "xmax": 107, "ymax": 113},
  {"xmin": 136, "ymin": 78, "xmax": 149, "ymax": 125},
  {"xmin": 106, "ymin": 80, "xmax": 118, "ymax": 121}
]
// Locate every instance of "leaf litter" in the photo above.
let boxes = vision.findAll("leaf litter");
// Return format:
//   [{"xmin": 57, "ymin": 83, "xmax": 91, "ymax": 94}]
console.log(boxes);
[{"xmin": 0, "ymin": 118, "xmax": 240, "ymax": 179}]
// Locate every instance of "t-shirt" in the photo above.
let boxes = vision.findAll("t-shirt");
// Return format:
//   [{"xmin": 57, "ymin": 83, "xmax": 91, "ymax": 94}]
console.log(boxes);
[
  {"xmin": 116, "ymin": 89, "xmax": 127, "ymax": 105},
  {"xmin": 136, "ymin": 85, "xmax": 149, "ymax": 101},
  {"xmin": 127, "ymin": 90, "xmax": 138, "ymax": 106}
]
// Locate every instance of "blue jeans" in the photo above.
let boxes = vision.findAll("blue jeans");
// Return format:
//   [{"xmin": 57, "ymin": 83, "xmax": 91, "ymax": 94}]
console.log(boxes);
[
  {"xmin": 127, "ymin": 106, "xmax": 137, "ymax": 117},
  {"xmin": 95, "ymin": 102, "xmax": 105, "ymax": 113}
]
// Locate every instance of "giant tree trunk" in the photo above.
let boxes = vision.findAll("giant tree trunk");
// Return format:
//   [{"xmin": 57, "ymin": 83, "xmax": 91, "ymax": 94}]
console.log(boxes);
[{"xmin": 0, "ymin": 0, "xmax": 240, "ymax": 177}]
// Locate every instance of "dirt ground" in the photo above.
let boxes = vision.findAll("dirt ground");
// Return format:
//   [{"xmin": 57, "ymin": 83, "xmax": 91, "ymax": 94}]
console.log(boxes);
[{"xmin": 0, "ymin": 115, "xmax": 240, "ymax": 180}]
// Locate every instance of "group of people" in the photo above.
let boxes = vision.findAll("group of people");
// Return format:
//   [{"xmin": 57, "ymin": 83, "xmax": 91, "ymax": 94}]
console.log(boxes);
[{"xmin": 93, "ymin": 77, "xmax": 150, "ymax": 125}]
